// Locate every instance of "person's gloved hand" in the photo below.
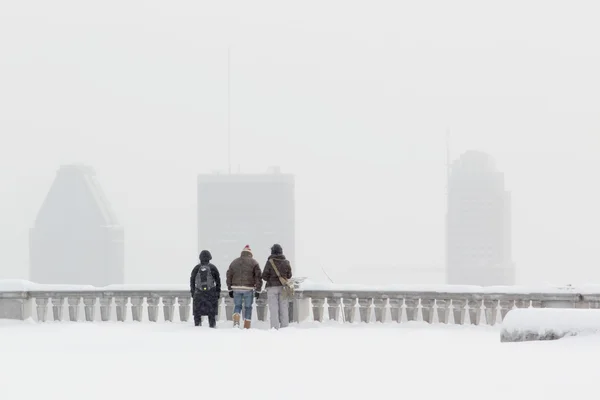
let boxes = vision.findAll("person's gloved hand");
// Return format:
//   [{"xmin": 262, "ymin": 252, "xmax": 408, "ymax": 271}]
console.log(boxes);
[
  {"xmin": 255, "ymin": 291, "xmax": 260, "ymax": 300},
  {"xmin": 229, "ymin": 291, "xmax": 234, "ymax": 298}
]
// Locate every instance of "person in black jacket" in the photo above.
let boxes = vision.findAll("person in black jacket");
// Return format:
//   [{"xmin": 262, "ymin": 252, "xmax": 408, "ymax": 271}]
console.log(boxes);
[{"xmin": 190, "ymin": 250, "xmax": 221, "ymax": 328}]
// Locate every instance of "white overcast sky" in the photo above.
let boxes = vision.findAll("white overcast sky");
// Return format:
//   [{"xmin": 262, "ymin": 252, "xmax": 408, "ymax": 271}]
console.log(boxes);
[{"xmin": 1, "ymin": 0, "xmax": 599, "ymax": 285}]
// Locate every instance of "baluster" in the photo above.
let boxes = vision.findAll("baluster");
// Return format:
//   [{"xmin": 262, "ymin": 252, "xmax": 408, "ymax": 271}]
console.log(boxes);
[
  {"xmin": 178, "ymin": 296, "xmax": 191, "ymax": 322},
  {"xmin": 68, "ymin": 296, "xmax": 81, "ymax": 322},
  {"xmin": 51, "ymin": 297, "xmax": 64, "ymax": 321},
  {"xmin": 224, "ymin": 296, "xmax": 234, "ymax": 321},
  {"xmin": 421, "ymin": 299, "xmax": 435, "ymax": 324},
  {"xmin": 436, "ymin": 299, "xmax": 450, "ymax": 324},
  {"xmin": 575, "ymin": 299, "xmax": 589, "ymax": 309},
  {"xmin": 373, "ymin": 298, "xmax": 387, "ymax": 323},
  {"xmin": 498, "ymin": 300, "xmax": 514, "ymax": 321},
  {"xmin": 216, "ymin": 293, "xmax": 221, "ymax": 320},
  {"xmin": 358, "ymin": 298, "xmax": 372, "ymax": 323},
  {"xmin": 468, "ymin": 299, "xmax": 482, "ymax": 325},
  {"xmin": 327, "ymin": 297, "xmax": 341, "ymax": 322},
  {"xmin": 147, "ymin": 297, "xmax": 160, "ymax": 322},
  {"xmin": 83, "ymin": 297, "xmax": 96, "ymax": 321},
  {"xmin": 114, "ymin": 297, "xmax": 128, "ymax": 322},
  {"xmin": 289, "ymin": 299, "xmax": 297, "ymax": 323},
  {"xmin": 452, "ymin": 299, "xmax": 467, "ymax": 325},
  {"xmin": 484, "ymin": 300, "xmax": 498, "ymax": 326},
  {"xmin": 131, "ymin": 296, "xmax": 144, "ymax": 322},
  {"xmin": 311, "ymin": 297, "xmax": 325, "ymax": 322},
  {"xmin": 514, "ymin": 300, "xmax": 530, "ymax": 309},
  {"xmin": 100, "ymin": 297, "xmax": 113, "ymax": 322},
  {"xmin": 389, "ymin": 298, "xmax": 403, "ymax": 323},
  {"xmin": 404, "ymin": 298, "xmax": 418, "ymax": 322},
  {"xmin": 35, "ymin": 297, "xmax": 49, "ymax": 322},
  {"xmin": 343, "ymin": 298, "xmax": 356, "ymax": 323},
  {"xmin": 256, "ymin": 297, "xmax": 267, "ymax": 322},
  {"xmin": 162, "ymin": 296, "xmax": 175, "ymax": 322},
  {"xmin": 531, "ymin": 300, "xmax": 542, "ymax": 308}
]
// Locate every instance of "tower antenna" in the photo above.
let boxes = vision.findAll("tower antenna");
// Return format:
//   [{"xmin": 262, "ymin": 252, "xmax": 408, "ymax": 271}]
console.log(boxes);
[
  {"xmin": 445, "ymin": 128, "xmax": 451, "ymax": 284},
  {"xmin": 446, "ymin": 128, "xmax": 451, "ymax": 191},
  {"xmin": 227, "ymin": 47, "xmax": 231, "ymax": 174}
]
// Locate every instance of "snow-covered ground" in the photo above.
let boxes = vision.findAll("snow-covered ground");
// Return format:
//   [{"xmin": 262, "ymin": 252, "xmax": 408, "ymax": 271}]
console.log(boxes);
[{"xmin": 1, "ymin": 319, "xmax": 598, "ymax": 400}]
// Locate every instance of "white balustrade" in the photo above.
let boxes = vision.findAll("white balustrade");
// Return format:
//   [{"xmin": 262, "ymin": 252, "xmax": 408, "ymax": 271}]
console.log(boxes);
[{"xmin": 0, "ymin": 281, "xmax": 592, "ymax": 327}]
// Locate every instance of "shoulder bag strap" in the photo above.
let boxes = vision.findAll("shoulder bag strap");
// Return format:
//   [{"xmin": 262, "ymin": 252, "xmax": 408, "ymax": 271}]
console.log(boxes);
[{"xmin": 269, "ymin": 259, "xmax": 288, "ymax": 286}]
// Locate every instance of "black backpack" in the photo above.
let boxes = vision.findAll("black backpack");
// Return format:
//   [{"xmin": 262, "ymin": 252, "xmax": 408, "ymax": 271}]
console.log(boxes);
[{"xmin": 195, "ymin": 265, "xmax": 216, "ymax": 292}]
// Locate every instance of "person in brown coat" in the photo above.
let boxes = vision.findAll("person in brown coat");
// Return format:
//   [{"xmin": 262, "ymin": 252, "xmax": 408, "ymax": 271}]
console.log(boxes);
[
  {"xmin": 226, "ymin": 244, "xmax": 262, "ymax": 328},
  {"xmin": 262, "ymin": 244, "xmax": 293, "ymax": 329}
]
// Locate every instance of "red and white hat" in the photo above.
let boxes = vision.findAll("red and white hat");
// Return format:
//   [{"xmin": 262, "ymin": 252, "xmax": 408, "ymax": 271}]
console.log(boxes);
[{"xmin": 242, "ymin": 244, "xmax": 252, "ymax": 255}]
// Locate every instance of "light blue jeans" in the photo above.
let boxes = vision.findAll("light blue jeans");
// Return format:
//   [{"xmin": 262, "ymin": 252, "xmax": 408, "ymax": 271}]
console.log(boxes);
[{"xmin": 233, "ymin": 290, "xmax": 254, "ymax": 320}]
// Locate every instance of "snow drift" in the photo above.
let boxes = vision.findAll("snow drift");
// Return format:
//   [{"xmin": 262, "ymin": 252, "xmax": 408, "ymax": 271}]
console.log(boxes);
[
  {"xmin": 501, "ymin": 308, "xmax": 600, "ymax": 342},
  {"xmin": 3, "ymin": 278, "xmax": 599, "ymax": 294}
]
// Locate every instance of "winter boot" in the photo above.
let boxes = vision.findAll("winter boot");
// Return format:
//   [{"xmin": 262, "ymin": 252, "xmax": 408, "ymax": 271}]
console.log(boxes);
[
  {"xmin": 233, "ymin": 313, "xmax": 241, "ymax": 327},
  {"xmin": 243, "ymin": 320, "xmax": 251, "ymax": 329},
  {"xmin": 208, "ymin": 314, "xmax": 216, "ymax": 329}
]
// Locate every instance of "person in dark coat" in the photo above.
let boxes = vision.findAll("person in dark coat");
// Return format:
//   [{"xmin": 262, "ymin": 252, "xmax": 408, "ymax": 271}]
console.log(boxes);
[
  {"xmin": 190, "ymin": 250, "xmax": 221, "ymax": 328},
  {"xmin": 262, "ymin": 244, "xmax": 292, "ymax": 329},
  {"xmin": 226, "ymin": 244, "xmax": 262, "ymax": 329}
]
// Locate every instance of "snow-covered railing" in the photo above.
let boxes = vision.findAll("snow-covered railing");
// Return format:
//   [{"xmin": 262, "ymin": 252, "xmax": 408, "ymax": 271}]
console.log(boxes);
[
  {"xmin": 2, "ymin": 279, "xmax": 600, "ymax": 325},
  {"xmin": 298, "ymin": 281, "xmax": 597, "ymax": 325},
  {"xmin": 0, "ymin": 280, "xmax": 299, "ymax": 323}
]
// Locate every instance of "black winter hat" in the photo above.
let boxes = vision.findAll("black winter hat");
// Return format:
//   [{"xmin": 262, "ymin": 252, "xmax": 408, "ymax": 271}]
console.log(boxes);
[
  {"xmin": 271, "ymin": 244, "xmax": 283, "ymax": 255},
  {"xmin": 199, "ymin": 250, "xmax": 212, "ymax": 263}
]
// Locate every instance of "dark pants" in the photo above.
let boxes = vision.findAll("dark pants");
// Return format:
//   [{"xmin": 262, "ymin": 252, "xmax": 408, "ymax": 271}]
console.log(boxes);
[
  {"xmin": 194, "ymin": 314, "xmax": 216, "ymax": 328},
  {"xmin": 193, "ymin": 289, "xmax": 219, "ymax": 328}
]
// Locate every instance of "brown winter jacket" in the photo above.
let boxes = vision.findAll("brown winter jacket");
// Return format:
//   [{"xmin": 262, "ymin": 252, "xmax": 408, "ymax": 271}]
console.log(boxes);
[
  {"xmin": 262, "ymin": 254, "xmax": 292, "ymax": 288},
  {"xmin": 226, "ymin": 251, "xmax": 262, "ymax": 291}
]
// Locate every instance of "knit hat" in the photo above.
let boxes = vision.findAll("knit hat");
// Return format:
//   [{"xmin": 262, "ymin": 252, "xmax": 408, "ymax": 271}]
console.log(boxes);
[{"xmin": 242, "ymin": 244, "xmax": 252, "ymax": 256}]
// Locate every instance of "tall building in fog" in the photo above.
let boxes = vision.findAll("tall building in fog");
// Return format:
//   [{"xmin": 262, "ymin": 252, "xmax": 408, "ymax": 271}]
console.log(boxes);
[
  {"xmin": 198, "ymin": 167, "xmax": 295, "ymax": 270},
  {"xmin": 30, "ymin": 165, "xmax": 124, "ymax": 286},
  {"xmin": 446, "ymin": 151, "xmax": 514, "ymax": 286}
]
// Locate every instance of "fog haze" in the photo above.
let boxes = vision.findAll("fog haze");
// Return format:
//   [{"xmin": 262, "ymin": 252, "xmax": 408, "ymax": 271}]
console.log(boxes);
[{"xmin": 1, "ymin": 1, "xmax": 599, "ymax": 286}]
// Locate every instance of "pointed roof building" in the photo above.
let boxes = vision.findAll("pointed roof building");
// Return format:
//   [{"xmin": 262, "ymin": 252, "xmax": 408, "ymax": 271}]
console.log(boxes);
[{"xmin": 29, "ymin": 164, "xmax": 124, "ymax": 286}]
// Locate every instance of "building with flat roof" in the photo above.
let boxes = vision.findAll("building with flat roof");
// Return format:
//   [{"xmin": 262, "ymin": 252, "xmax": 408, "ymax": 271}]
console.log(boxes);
[
  {"xmin": 197, "ymin": 167, "xmax": 295, "ymax": 271},
  {"xmin": 446, "ymin": 151, "xmax": 514, "ymax": 286},
  {"xmin": 29, "ymin": 164, "xmax": 124, "ymax": 286}
]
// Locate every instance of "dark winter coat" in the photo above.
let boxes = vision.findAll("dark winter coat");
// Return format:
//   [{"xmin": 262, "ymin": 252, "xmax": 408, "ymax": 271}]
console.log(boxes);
[
  {"xmin": 226, "ymin": 251, "xmax": 262, "ymax": 291},
  {"xmin": 190, "ymin": 262, "xmax": 221, "ymax": 317},
  {"xmin": 262, "ymin": 254, "xmax": 292, "ymax": 288}
]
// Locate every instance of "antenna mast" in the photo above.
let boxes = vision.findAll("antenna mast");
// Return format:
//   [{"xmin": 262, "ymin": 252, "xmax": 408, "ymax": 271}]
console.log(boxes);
[
  {"xmin": 227, "ymin": 47, "xmax": 231, "ymax": 174},
  {"xmin": 446, "ymin": 128, "xmax": 451, "ymax": 191},
  {"xmin": 445, "ymin": 128, "xmax": 451, "ymax": 283}
]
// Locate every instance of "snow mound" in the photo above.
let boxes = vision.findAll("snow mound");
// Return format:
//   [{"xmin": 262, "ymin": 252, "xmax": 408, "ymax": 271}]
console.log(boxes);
[
  {"xmin": 100, "ymin": 284, "xmax": 189, "ymax": 292},
  {"xmin": 0, "ymin": 280, "xmax": 32, "ymax": 292},
  {"xmin": 501, "ymin": 308, "xmax": 600, "ymax": 342},
  {"xmin": 0, "ymin": 279, "xmax": 97, "ymax": 292},
  {"xmin": 299, "ymin": 279, "xmax": 583, "ymax": 294}
]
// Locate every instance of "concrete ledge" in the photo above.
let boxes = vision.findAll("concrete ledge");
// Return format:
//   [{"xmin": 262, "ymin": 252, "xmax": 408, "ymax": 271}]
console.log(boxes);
[
  {"xmin": 501, "ymin": 308, "xmax": 600, "ymax": 342},
  {"xmin": 0, "ymin": 296, "xmax": 31, "ymax": 320}
]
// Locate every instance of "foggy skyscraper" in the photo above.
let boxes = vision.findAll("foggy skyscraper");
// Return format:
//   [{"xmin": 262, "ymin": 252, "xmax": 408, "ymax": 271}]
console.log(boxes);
[
  {"xmin": 446, "ymin": 151, "xmax": 514, "ymax": 286},
  {"xmin": 29, "ymin": 165, "xmax": 124, "ymax": 286},
  {"xmin": 197, "ymin": 167, "xmax": 295, "ymax": 271}
]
